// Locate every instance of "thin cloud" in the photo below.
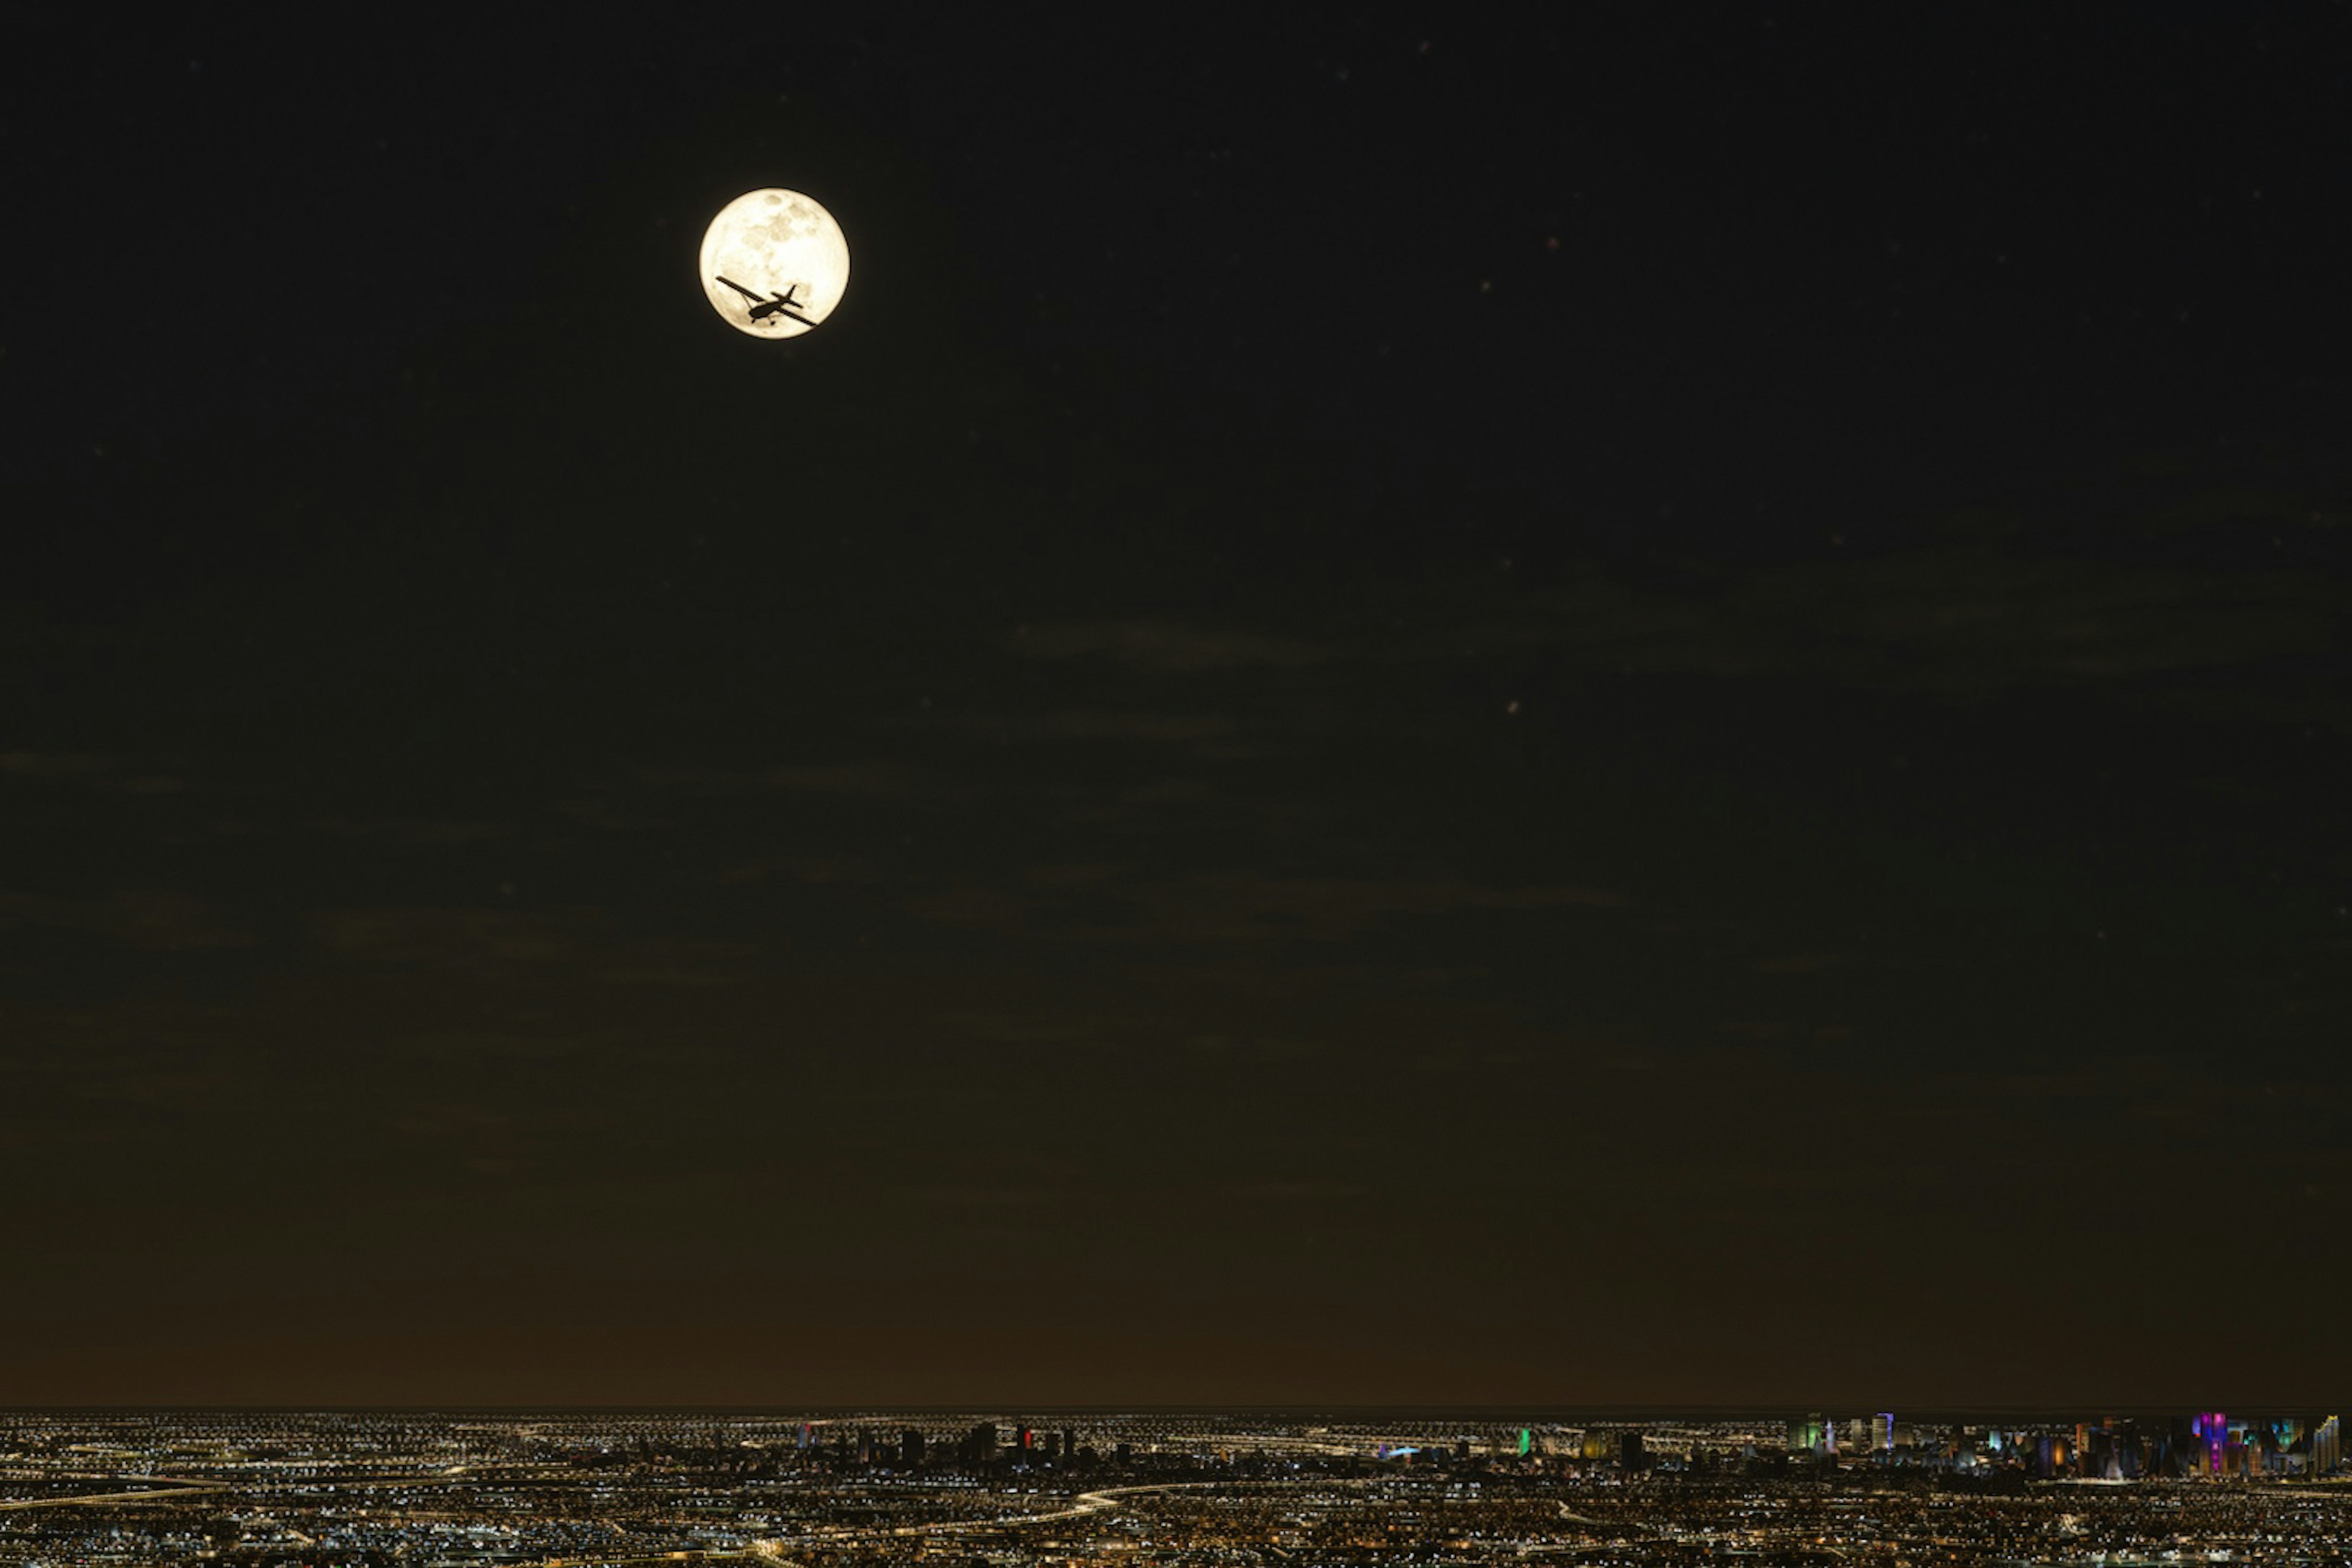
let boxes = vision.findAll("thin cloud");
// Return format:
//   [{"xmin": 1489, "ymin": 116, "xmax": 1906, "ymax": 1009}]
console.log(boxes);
[
  {"xmin": 309, "ymin": 906, "xmax": 601, "ymax": 968},
  {"xmin": 1094, "ymin": 872, "xmax": 1621, "ymax": 945},
  {"xmin": 1467, "ymin": 548, "xmax": 2341, "ymax": 704},
  {"xmin": 0, "ymin": 751, "xmax": 115, "ymax": 777},
  {"xmin": 1747, "ymin": 951, "xmax": 1855, "ymax": 975},
  {"xmin": 629, "ymin": 759, "xmax": 933, "ymax": 802},
  {"xmin": 1011, "ymin": 617, "xmax": 1327, "ymax": 671},
  {"xmin": 761, "ymin": 760, "xmax": 925, "ymax": 797},
  {"xmin": 303, "ymin": 815, "xmax": 508, "ymax": 845},
  {"xmin": 902, "ymin": 869, "xmax": 1621, "ymax": 946},
  {"xmin": 0, "ymin": 889, "xmax": 254, "ymax": 951}
]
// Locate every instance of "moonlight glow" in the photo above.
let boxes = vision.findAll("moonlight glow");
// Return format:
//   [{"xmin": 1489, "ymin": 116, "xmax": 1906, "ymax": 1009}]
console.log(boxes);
[{"xmin": 698, "ymin": 188, "xmax": 850, "ymax": 339}]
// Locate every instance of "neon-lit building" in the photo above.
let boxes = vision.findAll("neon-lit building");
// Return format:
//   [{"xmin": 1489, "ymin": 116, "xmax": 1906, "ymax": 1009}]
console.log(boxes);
[{"xmin": 2193, "ymin": 1412, "xmax": 2227, "ymax": 1476}]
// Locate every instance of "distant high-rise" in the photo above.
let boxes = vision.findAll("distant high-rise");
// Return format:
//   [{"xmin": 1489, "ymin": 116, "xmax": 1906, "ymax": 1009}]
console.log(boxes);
[
  {"xmin": 2315, "ymin": 1415, "xmax": 2341, "ymax": 1475},
  {"xmin": 2194, "ymin": 1412, "xmax": 2227, "ymax": 1477},
  {"xmin": 963, "ymin": 1422, "xmax": 998, "ymax": 1466},
  {"xmin": 1877, "ymin": 1412, "xmax": 1894, "ymax": 1452},
  {"xmin": 902, "ymin": 1428, "xmax": 926, "ymax": 1468},
  {"xmin": 2077, "ymin": 1422, "xmax": 2120, "ymax": 1481}
]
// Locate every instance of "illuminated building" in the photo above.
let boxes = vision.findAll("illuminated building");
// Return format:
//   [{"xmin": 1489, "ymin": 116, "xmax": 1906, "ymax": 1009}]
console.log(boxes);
[
  {"xmin": 2193, "ymin": 1412, "xmax": 2227, "ymax": 1476},
  {"xmin": 2078, "ymin": 1422, "xmax": 2124, "ymax": 1480},
  {"xmin": 2316, "ymin": 1415, "xmax": 2341, "ymax": 1474}
]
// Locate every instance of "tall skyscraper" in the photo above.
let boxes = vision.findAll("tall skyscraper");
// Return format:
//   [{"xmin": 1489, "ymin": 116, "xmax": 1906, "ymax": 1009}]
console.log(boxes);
[
  {"xmin": 963, "ymin": 1422, "xmax": 998, "ymax": 1466},
  {"xmin": 2193, "ymin": 1412, "xmax": 2227, "ymax": 1476}
]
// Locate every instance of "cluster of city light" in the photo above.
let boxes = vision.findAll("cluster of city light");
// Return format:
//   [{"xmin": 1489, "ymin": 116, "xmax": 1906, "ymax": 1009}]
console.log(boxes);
[{"xmin": 0, "ymin": 1408, "xmax": 2343, "ymax": 1567}]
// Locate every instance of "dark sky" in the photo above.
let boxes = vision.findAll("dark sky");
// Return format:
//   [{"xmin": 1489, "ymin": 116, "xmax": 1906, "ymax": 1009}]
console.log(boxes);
[{"xmin": 2, "ymin": 8, "xmax": 2348, "ymax": 1410}]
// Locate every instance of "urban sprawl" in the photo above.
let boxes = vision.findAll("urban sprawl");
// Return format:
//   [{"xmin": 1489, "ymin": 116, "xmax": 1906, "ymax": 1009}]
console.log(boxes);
[{"xmin": 0, "ymin": 1408, "xmax": 2345, "ymax": 1566}]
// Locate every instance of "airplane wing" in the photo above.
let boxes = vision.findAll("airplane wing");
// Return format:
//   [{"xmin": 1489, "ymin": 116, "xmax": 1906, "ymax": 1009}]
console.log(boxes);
[
  {"xmin": 769, "ymin": 303, "xmax": 819, "ymax": 328},
  {"xmin": 714, "ymin": 275, "xmax": 763, "ymax": 303}
]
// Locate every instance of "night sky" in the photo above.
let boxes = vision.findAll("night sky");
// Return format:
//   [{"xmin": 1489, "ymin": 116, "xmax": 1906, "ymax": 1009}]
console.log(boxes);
[{"xmin": 4, "ymin": 9, "xmax": 2348, "ymax": 1410}]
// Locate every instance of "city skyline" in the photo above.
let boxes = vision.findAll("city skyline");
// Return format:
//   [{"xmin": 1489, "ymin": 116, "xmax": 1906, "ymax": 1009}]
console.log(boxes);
[{"xmin": 0, "ymin": 1406, "xmax": 2345, "ymax": 1565}]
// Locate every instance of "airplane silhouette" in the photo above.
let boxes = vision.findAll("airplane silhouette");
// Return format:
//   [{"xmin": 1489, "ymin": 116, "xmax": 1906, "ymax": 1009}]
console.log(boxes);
[{"xmin": 715, "ymin": 275, "xmax": 817, "ymax": 327}]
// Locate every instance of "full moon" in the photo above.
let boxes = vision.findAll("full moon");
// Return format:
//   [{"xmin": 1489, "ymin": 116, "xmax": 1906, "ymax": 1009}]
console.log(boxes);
[{"xmin": 698, "ymin": 188, "xmax": 850, "ymax": 339}]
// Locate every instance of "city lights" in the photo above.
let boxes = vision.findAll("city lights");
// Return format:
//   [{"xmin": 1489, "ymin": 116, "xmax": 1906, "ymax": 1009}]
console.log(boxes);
[{"xmin": 0, "ymin": 1407, "xmax": 2343, "ymax": 1566}]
